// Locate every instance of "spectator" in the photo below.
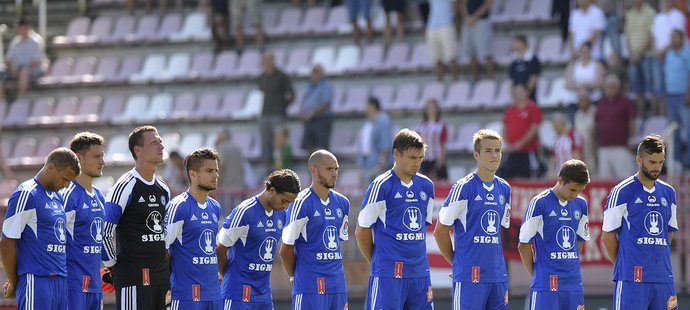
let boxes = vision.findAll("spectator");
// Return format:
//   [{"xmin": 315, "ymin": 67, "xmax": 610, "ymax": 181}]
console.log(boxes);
[
  {"xmin": 0, "ymin": 17, "xmax": 44, "ymax": 100},
  {"xmin": 574, "ymin": 90, "xmax": 598, "ymax": 173},
  {"xmin": 347, "ymin": 0, "xmax": 373, "ymax": 45},
  {"xmin": 232, "ymin": 0, "xmax": 264, "ymax": 52},
  {"xmin": 651, "ymin": 0, "xmax": 686, "ymax": 102},
  {"xmin": 553, "ymin": 0, "xmax": 571, "ymax": 41},
  {"xmin": 209, "ymin": 0, "xmax": 232, "ymax": 53},
  {"xmin": 625, "ymin": 0, "xmax": 657, "ymax": 114},
  {"xmin": 163, "ymin": 151, "xmax": 188, "ymax": 196},
  {"xmin": 500, "ymin": 83, "xmax": 543, "ymax": 179},
  {"xmin": 0, "ymin": 123, "xmax": 14, "ymax": 181},
  {"xmin": 427, "ymin": 0, "xmax": 459, "ymax": 81},
  {"xmin": 417, "ymin": 0, "xmax": 431, "ymax": 28},
  {"xmin": 565, "ymin": 42, "xmax": 606, "ymax": 98},
  {"xmin": 598, "ymin": 0, "xmax": 622, "ymax": 59},
  {"xmin": 274, "ymin": 127, "xmax": 293, "ymax": 170},
  {"xmin": 382, "ymin": 0, "xmax": 405, "ymax": 46},
  {"xmin": 509, "ymin": 34, "xmax": 541, "ymax": 101},
  {"xmin": 568, "ymin": 0, "xmax": 606, "ymax": 59},
  {"xmin": 416, "ymin": 99, "xmax": 448, "ymax": 181},
  {"xmin": 460, "ymin": 0, "xmax": 494, "ymax": 81},
  {"xmin": 258, "ymin": 53, "xmax": 294, "ymax": 170},
  {"xmin": 357, "ymin": 97, "xmax": 393, "ymax": 182},
  {"xmin": 550, "ymin": 112, "xmax": 584, "ymax": 178},
  {"xmin": 595, "ymin": 74, "xmax": 636, "ymax": 179},
  {"xmin": 215, "ymin": 129, "xmax": 246, "ymax": 217},
  {"xmin": 663, "ymin": 29, "xmax": 690, "ymax": 168},
  {"xmin": 300, "ymin": 64, "xmax": 334, "ymax": 154},
  {"xmin": 127, "ymin": 0, "xmax": 180, "ymax": 14}
]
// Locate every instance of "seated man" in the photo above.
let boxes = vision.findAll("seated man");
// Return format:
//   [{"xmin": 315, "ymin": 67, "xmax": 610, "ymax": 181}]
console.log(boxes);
[{"xmin": 0, "ymin": 17, "xmax": 45, "ymax": 99}]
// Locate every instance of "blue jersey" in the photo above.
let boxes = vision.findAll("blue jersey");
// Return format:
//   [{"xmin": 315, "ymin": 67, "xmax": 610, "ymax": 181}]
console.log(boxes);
[
  {"xmin": 2, "ymin": 179, "xmax": 67, "ymax": 277},
  {"xmin": 358, "ymin": 170, "xmax": 435, "ymax": 278},
  {"xmin": 282, "ymin": 187, "xmax": 350, "ymax": 294},
  {"xmin": 519, "ymin": 189, "xmax": 590, "ymax": 292},
  {"xmin": 218, "ymin": 196, "xmax": 285, "ymax": 303},
  {"xmin": 60, "ymin": 181, "xmax": 106, "ymax": 293},
  {"xmin": 165, "ymin": 192, "xmax": 222, "ymax": 301},
  {"xmin": 603, "ymin": 176, "xmax": 678, "ymax": 283},
  {"xmin": 438, "ymin": 172, "xmax": 511, "ymax": 283}
]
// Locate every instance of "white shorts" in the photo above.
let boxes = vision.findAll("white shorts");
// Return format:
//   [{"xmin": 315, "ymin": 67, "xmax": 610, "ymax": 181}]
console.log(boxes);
[{"xmin": 427, "ymin": 25, "xmax": 457, "ymax": 63}]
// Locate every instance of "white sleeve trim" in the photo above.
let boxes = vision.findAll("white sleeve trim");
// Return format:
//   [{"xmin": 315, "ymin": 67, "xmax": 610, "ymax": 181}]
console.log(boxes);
[
  {"xmin": 518, "ymin": 215, "xmax": 542, "ymax": 243},
  {"xmin": 218, "ymin": 225, "xmax": 250, "ymax": 247},
  {"xmin": 577, "ymin": 215, "xmax": 590, "ymax": 241},
  {"xmin": 65, "ymin": 210, "xmax": 76, "ymax": 241},
  {"xmin": 602, "ymin": 203, "xmax": 627, "ymax": 232},
  {"xmin": 425, "ymin": 198, "xmax": 434, "ymax": 225},
  {"xmin": 340, "ymin": 215, "xmax": 349, "ymax": 241},
  {"xmin": 1, "ymin": 209, "xmax": 37, "ymax": 239},
  {"xmin": 281, "ymin": 217, "xmax": 308, "ymax": 245},
  {"xmin": 438, "ymin": 199, "xmax": 467, "ymax": 227},
  {"xmin": 358, "ymin": 201, "xmax": 387, "ymax": 228},
  {"xmin": 669, "ymin": 203, "xmax": 678, "ymax": 230},
  {"xmin": 165, "ymin": 220, "xmax": 185, "ymax": 249},
  {"xmin": 501, "ymin": 203, "xmax": 511, "ymax": 229}
]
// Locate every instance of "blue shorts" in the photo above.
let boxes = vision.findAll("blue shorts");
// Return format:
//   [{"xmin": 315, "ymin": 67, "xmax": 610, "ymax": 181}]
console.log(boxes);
[
  {"xmin": 366, "ymin": 276, "xmax": 433, "ymax": 310},
  {"xmin": 346, "ymin": 0, "xmax": 372, "ymax": 22},
  {"xmin": 613, "ymin": 281, "xmax": 678, "ymax": 310},
  {"xmin": 528, "ymin": 290, "xmax": 584, "ymax": 310},
  {"xmin": 292, "ymin": 293, "xmax": 347, "ymax": 310},
  {"xmin": 16, "ymin": 274, "xmax": 67, "ymax": 310},
  {"xmin": 171, "ymin": 299, "xmax": 223, "ymax": 310},
  {"xmin": 68, "ymin": 290, "xmax": 102, "ymax": 310},
  {"xmin": 223, "ymin": 299, "xmax": 273, "ymax": 310},
  {"xmin": 452, "ymin": 281, "xmax": 508, "ymax": 310}
]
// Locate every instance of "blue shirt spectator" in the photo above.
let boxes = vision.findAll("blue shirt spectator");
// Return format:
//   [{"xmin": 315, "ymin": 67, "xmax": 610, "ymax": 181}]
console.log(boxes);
[
  {"xmin": 358, "ymin": 97, "xmax": 393, "ymax": 182},
  {"xmin": 664, "ymin": 43, "xmax": 690, "ymax": 95},
  {"xmin": 300, "ymin": 64, "xmax": 334, "ymax": 152},
  {"xmin": 427, "ymin": 0, "xmax": 454, "ymax": 28}
]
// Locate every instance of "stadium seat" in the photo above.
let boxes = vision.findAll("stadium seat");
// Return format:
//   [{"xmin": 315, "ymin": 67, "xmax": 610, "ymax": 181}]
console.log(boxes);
[
  {"xmin": 153, "ymin": 13, "xmax": 182, "ymax": 41},
  {"xmin": 193, "ymin": 92, "xmax": 223, "ymax": 120},
  {"xmin": 540, "ymin": 77, "xmax": 575, "ymax": 107},
  {"xmin": 535, "ymin": 78, "xmax": 551, "ymax": 106},
  {"xmin": 99, "ymin": 95, "xmax": 125, "ymax": 123},
  {"xmin": 330, "ymin": 127, "xmax": 356, "ymax": 155},
  {"xmin": 267, "ymin": 8, "xmax": 303, "ymax": 36},
  {"xmin": 115, "ymin": 55, "xmax": 143, "ymax": 83},
  {"xmin": 130, "ymin": 54, "xmax": 167, "ymax": 83},
  {"xmin": 50, "ymin": 96, "xmax": 79, "ymax": 124},
  {"xmin": 349, "ymin": 44, "xmax": 384, "ymax": 74},
  {"xmin": 445, "ymin": 81, "xmax": 471, "ymax": 110},
  {"xmin": 336, "ymin": 170, "xmax": 362, "ymax": 197},
  {"xmin": 338, "ymin": 85, "xmax": 369, "ymax": 114},
  {"xmin": 211, "ymin": 50, "xmax": 239, "ymax": 79},
  {"xmin": 112, "ymin": 94, "xmax": 149, "ymax": 124},
  {"xmin": 233, "ymin": 90, "xmax": 263, "ymax": 119},
  {"xmin": 162, "ymin": 133, "xmax": 182, "ymax": 157},
  {"xmin": 52, "ymin": 17, "xmax": 90, "ymax": 46},
  {"xmin": 26, "ymin": 97, "xmax": 56, "ymax": 126},
  {"xmin": 185, "ymin": 51, "xmax": 215, "ymax": 80},
  {"xmin": 72, "ymin": 95, "xmax": 102, "ymax": 123},
  {"xmin": 419, "ymin": 82, "xmax": 446, "ymax": 108},
  {"xmin": 38, "ymin": 57, "xmax": 74, "ymax": 85},
  {"xmin": 492, "ymin": 0, "xmax": 527, "ymax": 23},
  {"xmin": 299, "ymin": 7, "xmax": 327, "ymax": 34},
  {"xmin": 157, "ymin": 52, "xmax": 190, "ymax": 82},
  {"xmin": 393, "ymin": 83, "xmax": 421, "ymax": 111},
  {"xmin": 32, "ymin": 136, "xmax": 61, "ymax": 165},
  {"xmin": 485, "ymin": 121, "xmax": 504, "ymax": 136},
  {"xmin": 231, "ymin": 50, "xmax": 262, "ymax": 78},
  {"xmin": 400, "ymin": 42, "xmax": 432, "ymax": 72},
  {"xmin": 89, "ymin": 56, "xmax": 119, "ymax": 84},
  {"xmin": 448, "ymin": 122, "xmax": 482, "ymax": 153},
  {"xmin": 62, "ymin": 56, "xmax": 98, "ymax": 85},
  {"xmin": 525, "ymin": 0, "xmax": 553, "ymax": 21},
  {"xmin": 491, "ymin": 37, "xmax": 513, "ymax": 66},
  {"xmin": 0, "ymin": 138, "xmax": 13, "ymax": 165},
  {"xmin": 284, "ymin": 47, "xmax": 311, "ymax": 76},
  {"xmin": 0, "ymin": 100, "xmax": 7, "ymax": 122},
  {"xmin": 231, "ymin": 131, "xmax": 257, "ymax": 159},
  {"xmin": 309, "ymin": 46, "xmax": 337, "ymax": 75},
  {"xmin": 538, "ymin": 34, "xmax": 569, "ymax": 64},
  {"xmin": 489, "ymin": 80, "xmax": 512, "ymax": 109},
  {"xmin": 272, "ymin": 49, "xmax": 287, "ymax": 69},
  {"xmin": 142, "ymin": 93, "xmax": 174, "ymax": 121},
  {"xmin": 168, "ymin": 92, "xmax": 196, "ymax": 119},
  {"xmin": 93, "ymin": 176, "xmax": 115, "ymax": 194},
  {"xmin": 84, "ymin": 16, "xmax": 113, "ymax": 44},
  {"xmin": 8, "ymin": 137, "xmax": 37, "ymax": 166},
  {"xmin": 379, "ymin": 43, "xmax": 410, "ymax": 72},
  {"xmin": 332, "ymin": 45, "xmax": 360, "ymax": 75},
  {"xmin": 371, "ymin": 84, "xmax": 395, "ymax": 110},
  {"xmin": 105, "ymin": 134, "xmax": 131, "ymax": 163},
  {"xmin": 468, "ymin": 79, "xmax": 498, "ymax": 108},
  {"xmin": 169, "ymin": 11, "xmax": 211, "ymax": 42},
  {"xmin": 102, "ymin": 15, "xmax": 136, "ymax": 43},
  {"xmin": 4, "ymin": 98, "xmax": 32, "ymax": 127},
  {"xmin": 539, "ymin": 122, "xmax": 557, "ymax": 150},
  {"xmin": 322, "ymin": 5, "xmax": 349, "ymax": 34},
  {"xmin": 179, "ymin": 132, "xmax": 204, "ymax": 156}
]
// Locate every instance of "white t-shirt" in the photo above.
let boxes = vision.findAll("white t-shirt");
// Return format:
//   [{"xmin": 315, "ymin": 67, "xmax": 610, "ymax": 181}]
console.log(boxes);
[
  {"xmin": 569, "ymin": 4, "xmax": 606, "ymax": 58},
  {"xmin": 652, "ymin": 8, "xmax": 686, "ymax": 52}
]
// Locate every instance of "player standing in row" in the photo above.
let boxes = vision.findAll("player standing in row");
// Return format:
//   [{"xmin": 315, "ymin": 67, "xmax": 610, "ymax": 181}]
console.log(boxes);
[
  {"xmin": 280, "ymin": 150, "xmax": 350, "ymax": 310},
  {"xmin": 357, "ymin": 128, "xmax": 435, "ymax": 310},
  {"xmin": 165, "ymin": 147, "xmax": 223, "ymax": 310},
  {"xmin": 61, "ymin": 132, "xmax": 107, "ymax": 310},
  {"xmin": 102, "ymin": 125, "xmax": 171, "ymax": 310},
  {"xmin": 518, "ymin": 159, "xmax": 590, "ymax": 310},
  {"xmin": 1, "ymin": 148, "xmax": 80, "ymax": 309},
  {"xmin": 603, "ymin": 135, "xmax": 679, "ymax": 310},
  {"xmin": 217, "ymin": 169, "xmax": 301, "ymax": 310},
  {"xmin": 434, "ymin": 129, "xmax": 511, "ymax": 310}
]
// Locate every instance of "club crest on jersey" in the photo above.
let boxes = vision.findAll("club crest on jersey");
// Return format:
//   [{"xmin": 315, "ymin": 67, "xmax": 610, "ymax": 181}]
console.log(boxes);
[
  {"xmin": 198, "ymin": 229, "xmax": 216, "ymax": 255},
  {"xmin": 54, "ymin": 218, "xmax": 67, "ymax": 243},
  {"xmin": 212, "ymin": 213, "xmax": 218, "ymax": 223},
  {"xmin": 498, "ymin": 195, "xmax": 505, "ymax": 204},
  {"xmin": 90, "ymin": 217, "xmax": 104, "ymax": 243},
  {"xmin": 661, "ymin": 197, "xmax": 668, "ymax": 207},
  {"xmin": 556, "ymin": 226, "xmax": 575, "ymax": 250},
  {"xmin": 259, "ymin": 237, "xmax": 277, "ymax": 262},
  {"xmin": 161, "ymin": 195, "xmax": 167, "ymax": 206},
  {"xmin": 574, "ymin": 210, "xmax": 581, "ymax": 220},
  {"xmin": 322, "ymin": 226, "xmax": 339, "ymax": 251},
  {"xmin": 277, "ymin": 219, "xmax": 283, "ymax": 229},
  {"xmin": 644, "ymin": 211, "xmax": 663, "ymax": 236},
  {"xmin": 336, "ymin": 208, "xmax": 343, "ymax": 218},
  {"xmin": 406, "ymin": 191, "xmax": 414, "ymax": 198},
  {"xmin": 146, "ymin": 211, "xmax": 164, "ymax": 233},
  {"xmin": 402, "ymin": 206, "xmax": 422, "ymax": 231},
  {"xmin": 149, "ymin": 195, "xmax": 156, "ymax": 203},
  {"xmin": 481, "ymin": 210, "xmax": 500, "ymax": 235},
  {"xmin": 420, "ymin": 191, "xmax": 427, "ymax": 201}
]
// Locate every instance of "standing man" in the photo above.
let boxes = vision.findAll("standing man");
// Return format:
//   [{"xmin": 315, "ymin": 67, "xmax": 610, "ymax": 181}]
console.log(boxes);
[
  {"xmin": 280, "ymin": 150, "xmax": 350, "ymax": 309},
  {"xmin": 102, "ymin": 125, "xmax": 171, "ymax": 310},
  {"xmin": 434, "ymin": 129, "xmax": 511, "ymax": 309},
  {"xmin": 356, "ymin": 129, "xmax": 435, "ymax": 310},
  {"xmin": 259, "ymin": 53, "xmax": 294, "ymax": 171},
  {"xmin": 518, "ymin": 159, "xmax": 591, "ymax": 310},
  {"xmin": 165, "ymin": 148, "xmax": 223, "ymax": 309},
  {"xmin": 0, "ymin": 17, "xmax": 45, "ymax": 100},
  {"xmin": 501, "ymin": 84, "xmax": 542, "ymax": 179},
  {"xmin": 568, "ymin": 0, "xmax": 606, "ymax": 59},
  {"xmin": 460, "ymin": 0, "xmax": 495, "ymax": 81},
  {"xmin": 62, "ymin": 132, "xmax": 107, "ymax": 310},
  {"xmin": 602, "ymin": 135, "xmax": 679, "ymax": 310},
  {"xmin": 1, "ymin": 148, "xmax": 80, "ymax": 308},
  {"xmin": 300, "ymin": 64, "xmax": 334, "ymax": 155},
  {"xmin": 595, "ymin": 74, "xmax": 636, "ymax": 179},
  {"xmin": 217, "ymin": 169, "xmax": 301, "ymax": 309},
  {"xmin": 357, "ymin": 97, "xmax": 394, "ymax": 182}
]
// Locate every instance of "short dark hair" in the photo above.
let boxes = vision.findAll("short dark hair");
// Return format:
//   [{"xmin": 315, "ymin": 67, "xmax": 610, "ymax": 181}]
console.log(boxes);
[
  {"xmin": 637, "ymin": 134, "xmax": 665, "ymax": 156},
  {"xmin": 185, "ymin": 147, "xmax": 220, "ymax": 182},
  {"xmin": 17, "ymin": 16, "xmax": 31, "ymax": 27},
  {"xmin": 393, "ymin": 128, "xmax": 427, "ymax": 155},
  {"xmin": 128, "ymin": 125, "xmax": 158, "ymax": 160},
  {"xmin": 46, "ymin": 147, "xmax": 80, "ymax": 175},
  {"xmin": 70, "ymin": 132, "xmax": 105, "ymax": 155},
  {"xmin": 169, "ymin": 151, "xmax": 182, "ymax": 160},
  {"xmin": 581, "ymin": 41, "xmax": 592, "ymax": 50},
  {"xmin": 367, "ymin": 97, "xmax": 381, "ymax": 111},
  {"xmin": 264, "ymin": 169, "xmax": 301, "ymax": 194},
  {"xmin": 513, "ymin": 34, "xmax": 528, "ymax": 46},
  {"xmin": 558, "ymin": 159, "xmax": 590, "ymax": 185}
]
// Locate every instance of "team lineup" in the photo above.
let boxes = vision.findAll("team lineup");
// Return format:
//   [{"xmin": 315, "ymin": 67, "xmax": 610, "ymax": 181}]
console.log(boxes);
[{"xmin": 0, "ymin": 125, "xmax": 679, "ymax": 310}]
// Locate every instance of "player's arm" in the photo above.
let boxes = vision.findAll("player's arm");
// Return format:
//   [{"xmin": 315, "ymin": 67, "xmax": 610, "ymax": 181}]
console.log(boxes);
[
  {"xmin": 668, "ymin": 232, "xmax": 674, "ymax": 244},
  {"xmin": 355, "ymin": 226, "xmax": 374, "ymax": 264},
  {"xmin": 602, "ymin": 231, "xmax": 618, "ymax": 264},
  {"xmin": 0, "ymin": 237, "xmax": 18, "ymax": 298},
  {"xmin": 1, "ymin": 190, "xmax": 36, "ymax": 299},
  {"xmin": 578, "ymin": 240, "xmax": 584, "ymax": 253},
  {"xmin": 280, "ymin": 201, "xmax": 309, "ymax": 278},
  {"xmin": 435, "ymin": 182, "xmax": 469, "ymax": 264},
  {"xmin": 102, "ymin": 178, "xmax": 135, "ymax": 267},
  {"xmin": 356, "ymin": 182, "xmax": 387, "ymax": 264},
  {"xmin": 517, "ymin": 243, "xmax": 534, "ymax": 277},
  {"xmin": 433, "ymin": 223, "xmax": 454, "ymax": 264},
  {"xmin": 216, "ymin": 208, "xmax": 249, "ymax": 278},
  {"xmin": 216, "ymin": 242, "xmax": 229, "ymax": 280},
  {"xmin": 602, "ymin": 190, "xmax": 625, "ymax": 265},
  {"xmin": 279, "ymin": 244, "xmax": 296, "ymax": 278}
]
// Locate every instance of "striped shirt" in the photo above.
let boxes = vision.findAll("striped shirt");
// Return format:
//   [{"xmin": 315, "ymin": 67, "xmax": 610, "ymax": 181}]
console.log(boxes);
[
  {"xmin": 416, "ymin": 119, "xmax": 448, "ymax": 161},
  {"xmin": 625, "ymin": 4, "xmax": 657, "ymax": 56}
]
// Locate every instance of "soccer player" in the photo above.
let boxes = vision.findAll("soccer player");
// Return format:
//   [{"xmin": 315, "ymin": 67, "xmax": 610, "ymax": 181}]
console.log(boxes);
[
  {"xmin": 356, "ymin": 128, "xmax": 435, "ymax": 310},
  {"xmin": 280, "ymin": 150, "xmax": 350, "ymax": 309},
  {"xmin": 1, "ymin": 148, "xmax": 80, "ymax": 309},
  {"xmin": 217, "ymin": 169, "xmax": 301, "ymax": 309},
  {"xmin": 602, "ymin": 134, "xmax": 679, "ymax": 310},
  {"xmin": 518, "ymin": 159, "xmax": 590, "ymax": 310},
  {"xmin": 433, "ymin": 129, "xmax": 511, "ymax": 310},
  {"xmin": 61, "ymin": 132, "xmax": 107, "ymax": 310},
  {"xmin": 165, "ymin": 148, "xmax": 223, "ymax": 310},
  {"xmin": 102, "ymin": 125, "xmax": 171, "ymax": 310}
]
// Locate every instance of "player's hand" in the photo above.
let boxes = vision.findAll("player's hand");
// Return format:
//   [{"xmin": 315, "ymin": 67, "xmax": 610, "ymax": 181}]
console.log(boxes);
[
  {"xmin": 100, "ymin": 268, "xmax": 115, "ymax": 294},
  {"xmin": 3, "ymin": 280, "xmax": 16, "ymax": 299},
  {"xmin": 165, "ymin": 290, "xmax": 172, "ymax": 305}
]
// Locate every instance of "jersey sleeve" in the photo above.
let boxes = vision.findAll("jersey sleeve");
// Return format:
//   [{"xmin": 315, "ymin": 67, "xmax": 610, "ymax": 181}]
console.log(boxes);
[
  {"xmin": 282, "ymin": 198, "xmax": 310, "ymax": 245},
  {"xmin": 340, "ymin": 196, "xmax": 350, "ymax": 241},
  {"xmin": 519, "ymin": 194, "xmax": 544, "ymax": 243},
  {"xmin": 425, "ymin": 182, "xmax": 435, "ymax": 226},
  {"xmin": 358, "ymin": 179, "xmax": 389, "ymax": 228},
  {"xmin": 576, "ymin": 198, "xmax": 590, "ymax": 241},
  {"xmin": 217, "ymin": 206, "xmax": 250, "ymax": 247},
  {"xmin": 668, "ymin": 187, "xmax": 679, "ymax": 232},
  {"xmin": 102, "ymin": 176, "xmax": 136, "ymax": 267},
  {"xmin": 164, "ymin": 199, "xmax": 186, "ymax": 250},
  {"xmin": 2, "ymin": 188, "xmax": 38, "ymax": 239},
  {"xmin": 501, "ymin": 185, "xmax": 512, "ymax": 229},
  {"xmin": 438, "ymin": 180, "xmax": 469, "ymax": 229},
  {"xmin": 60, "ymin": 185, "xmax": 78, "ymax": 240},
  {"xmin": 602, "ymin": 186, "xmax": 628, "ymax": 233}
]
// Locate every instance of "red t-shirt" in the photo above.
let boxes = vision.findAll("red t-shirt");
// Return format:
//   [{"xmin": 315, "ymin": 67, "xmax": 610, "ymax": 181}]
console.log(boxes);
[
  {"xmin": 595, "ymin": 95, "xmax": 636, "ymax": 147},
  {"xmin": 503, "ymin": 101, "xmax": 542, "ymax": 152}
]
